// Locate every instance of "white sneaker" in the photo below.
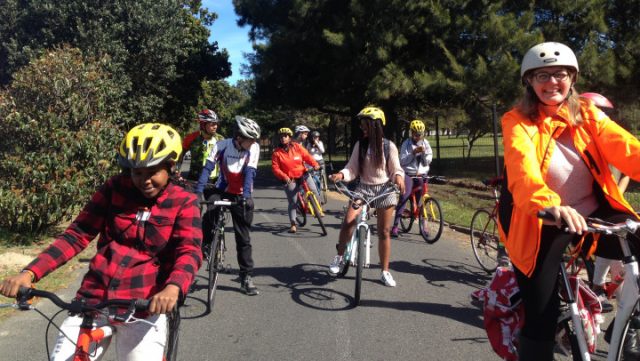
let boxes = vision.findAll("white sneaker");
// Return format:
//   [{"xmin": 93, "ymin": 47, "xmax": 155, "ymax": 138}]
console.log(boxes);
[
  {"xmin": 381, "ymin": 270, "xmax": 396, "ymax": 287},
  {"xmin": 329, "ymin": 255, "xmax": 343, "ymax": 275}
]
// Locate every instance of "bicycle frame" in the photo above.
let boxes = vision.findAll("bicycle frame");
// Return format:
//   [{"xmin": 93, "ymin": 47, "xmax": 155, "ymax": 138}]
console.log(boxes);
[
  {"xmin": 344, "ymin": 203, "xmax": 372, "ymax": 268},
  {"xmin": 297, "ymin": 177, "xmax": 324, "ymax": 217}
]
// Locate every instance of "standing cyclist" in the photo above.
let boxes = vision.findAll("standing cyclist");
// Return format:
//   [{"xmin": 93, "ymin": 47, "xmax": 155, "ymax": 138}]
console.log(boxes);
[
  {"xmin": 499, "ymin": 42, "xmax": 640, "ymax": 360},
  {"xmin": 271, "ymin": 127, "xmax": 321, "ymax": 233},
  {"xmin": 0, "ymin": 123, "xmax": 203, "ymax": 360},
  {"xmin": 180, "ymin": 109, "xmax": 225, "ymax": 184},
  {"xmin": 391, "ymin": 119, "xmax": 432, "ymax": 237},
  {"xmin": 306, "ymin": 130, "xmax": 326, "ymax": 201},
  {"xmin": 328, "ymin": 107, "xmax": 405, "ymax": 287},
  {"xmin": 195, "ymin": 116, "xmax": 261, "ymax": 296}
]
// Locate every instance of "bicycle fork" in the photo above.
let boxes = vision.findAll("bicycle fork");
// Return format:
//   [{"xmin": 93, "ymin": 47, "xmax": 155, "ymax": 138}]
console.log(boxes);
[{"xmin": 559, "ymin": 265, "xmax": 591, "ymax": 361}]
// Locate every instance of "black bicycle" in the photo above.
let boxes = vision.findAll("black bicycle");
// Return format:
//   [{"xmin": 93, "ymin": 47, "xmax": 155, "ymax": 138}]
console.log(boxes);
[{"xmin": 201, "ymin": 199, "xmax": 235, "ymax": 313}]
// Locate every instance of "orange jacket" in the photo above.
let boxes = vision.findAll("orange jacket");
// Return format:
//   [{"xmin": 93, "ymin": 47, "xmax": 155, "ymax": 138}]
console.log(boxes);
[
  {"xmin": 500, "ymin": 101, "xmax": 640, "ymax": 277},
  {"xmin": 271, "ymin": 142, "xmax": 319, "ymax": 181}
]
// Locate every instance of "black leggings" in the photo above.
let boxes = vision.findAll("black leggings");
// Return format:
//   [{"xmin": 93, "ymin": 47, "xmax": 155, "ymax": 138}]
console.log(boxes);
[{"xmin": 514, "ymin": 208, "xmax": 639, "ymax": 342}]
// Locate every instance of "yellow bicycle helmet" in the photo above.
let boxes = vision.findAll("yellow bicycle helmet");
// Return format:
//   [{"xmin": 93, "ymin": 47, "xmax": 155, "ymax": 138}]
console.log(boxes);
[
  {"xmin": 278, "ymin": 127, "xmax": 293, "ymax": 136},
  {"xmin": 118, "ymin": 123, "xmax": 182, "ymax": 168},
  {"xmin": 357, "ymin": 106, "xmax": 386, "ymax": 126},
  {"xmin": 409, "ymin": 119, "xmax": 426, "ymax": 134}
]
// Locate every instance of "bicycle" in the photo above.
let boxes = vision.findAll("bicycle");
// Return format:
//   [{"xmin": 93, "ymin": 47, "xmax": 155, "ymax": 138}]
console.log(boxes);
[
  {"xmin": 469, "ymin": 177, "xmax": 503, "ymax": 273},
  {"xmin": 538, "ymin": 211, "xmax": 640, "ymax": 361},
  {"xmin": 308, "ymin": 163, "xmax": 329, "ymax": 205},
  {"xmin": 293, "ymin": 174, "xmax": 327, "ymax": 236},
  {"xmin": 398, "ymin": 175, "xmax": 445, "ymax": 243},
  {"xmin": 333, "ymin": 181, "xmax": 399, "ymax": 306},
  {"xmin": 0, "ymin": 286, "xmax": 179, "ymax": 361},
  {"xmin": 200, "ymin": 198, "xmax": 236, "ymax": 314}
]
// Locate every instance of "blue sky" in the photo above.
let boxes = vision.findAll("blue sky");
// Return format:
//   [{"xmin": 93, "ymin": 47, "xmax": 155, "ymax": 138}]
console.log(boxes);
[{"xmin": 204, "ymin": 0, "xmax": 254, "ymax": 85}]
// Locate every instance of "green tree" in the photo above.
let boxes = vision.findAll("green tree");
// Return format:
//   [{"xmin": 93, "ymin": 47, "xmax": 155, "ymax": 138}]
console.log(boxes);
[
  {"xmin": 0, "ymin": 0, "xmax": 231, "ymax": 127},
  {"xmin": 0, "ymin": 47, "xmax": 122, "ymax": 233}
]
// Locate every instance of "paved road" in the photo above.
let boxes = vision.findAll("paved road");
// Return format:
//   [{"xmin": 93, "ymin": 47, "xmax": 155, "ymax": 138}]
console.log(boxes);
[{"xmin": 0, "ymin": 169, "xmax": 613, "ymax": 360}]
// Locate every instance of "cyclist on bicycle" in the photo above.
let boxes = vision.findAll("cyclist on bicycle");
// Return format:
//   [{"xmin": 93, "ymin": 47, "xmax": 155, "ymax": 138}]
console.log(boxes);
[
  {"xmin": 195, "ymin": 116, "xmax": 261, "ymax": 296},
  {"xmin": 271, "ymin": 127, "xmax": 321, "ymax": 233},
  {"xmin": 179, "ymin": 109, "xmax": 225, "ymax": 184},
  {"xmin": 499, "ymin": 42, "xmax": 640, "ymax": 361},
  {"xmin": 294, "ymin": 124, "xmax": 311, "ymax": 144},
  {"xmin": 390, "ymin": 119, "xmax": 432, "ymax": 237},
  {"xmin": 0, "ymin": 123, "xmax": 203, "ymax": 360},
  {"xmin": 327, "ymin": 106, "xmax": 405, "ymax": 287},
  {"xmin": 306, "ymin": 130, "xmax": 326, "ymax": 201}
]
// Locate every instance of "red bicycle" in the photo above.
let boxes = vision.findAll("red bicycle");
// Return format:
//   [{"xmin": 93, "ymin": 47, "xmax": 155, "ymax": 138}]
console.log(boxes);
[
  {"xmin": 293, "ymin": 174, "xmax": 327, "ymax": 236},
  {"xmin": 398, "ymin": 175, "xmax": 445, "ymax": 243},
  {"xmin": 1, "ymin": 287, "xmax": 179, "ymax": 361}
]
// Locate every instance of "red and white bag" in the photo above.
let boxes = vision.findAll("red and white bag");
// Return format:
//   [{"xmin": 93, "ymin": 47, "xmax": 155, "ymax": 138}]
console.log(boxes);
[{"xmin": 471, "ymin": 267, "xmax": 524, "ymax": 361}]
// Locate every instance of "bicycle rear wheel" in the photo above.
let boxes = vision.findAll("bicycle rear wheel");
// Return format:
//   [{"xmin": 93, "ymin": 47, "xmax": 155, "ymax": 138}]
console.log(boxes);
[
  {"xmin": 163, "ymin": 307, "xmax": 180, "ymax": 361},
  {"xmin": 206, "ymin": 229, "xmax": 223, "ymax": 313},
  {"xmin": 295, "ymin": 198, "xmax": 307, "ymax": 227},
  {"xmin": 419, "ymin": 197, "xmax": 443, "ymax": 244},
  {"xmin": 399, "ymin": 197, "xmax": 415, "ymax": 232},
  {"xmin": 354, "ymin": 226, "xmax": 366, "ymax": 307},
  {"xmin": 308, "ymin": 193, "xmax": 327, "ymax": 236},
  {"xmin": 470, "ymin": 209, "xmax": 499, "ymax": 273}
]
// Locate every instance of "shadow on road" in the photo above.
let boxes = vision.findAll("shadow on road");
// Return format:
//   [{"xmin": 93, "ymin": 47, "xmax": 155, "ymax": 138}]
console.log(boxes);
[{"xmin": 390, "ymin": 259, "xmax": 491, "ymax": 290}]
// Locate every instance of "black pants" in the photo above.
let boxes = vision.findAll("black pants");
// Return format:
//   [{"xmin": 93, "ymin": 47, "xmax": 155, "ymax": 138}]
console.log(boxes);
[
  {"xmin": 202, "ymin": 190, "xmax": 254, "ymax": 277},
  {"xmin": 514, "ymin": 207, "xmax": 638, "ymax": 342}
]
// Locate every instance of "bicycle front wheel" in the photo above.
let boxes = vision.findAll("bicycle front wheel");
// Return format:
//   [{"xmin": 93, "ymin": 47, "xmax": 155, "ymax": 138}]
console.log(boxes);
[
  {"xmin": 207, "ymin": 229, "xmax": 223, "ymax": 313},
  {"xmin": 612, "ymin": 301, "xmax": 640, "ymax": 361},
  {"xmin": 163, "ymin": 307, "xmax": 181, "ymax": 361},
  {"xmin": 308, "ymin": 193, "xmax": 327, "ymax": 236},
  {"xmin": 295, "ymin": 198, "xmax": 307, "ymax": 227},
  {"xmin": 470, "ymin": 209, "xmax": 499, "ymax": 273},
  {"xmin": 354, "ymin": 226, "xmax": 366, "ymax": 307},
  {"xmin": 419, "ymin": 197, "xmax": 443, "ymax": 244},
  {"xmin": 399, "ymin": 197, "xmax": 415, "ymax": 232}
]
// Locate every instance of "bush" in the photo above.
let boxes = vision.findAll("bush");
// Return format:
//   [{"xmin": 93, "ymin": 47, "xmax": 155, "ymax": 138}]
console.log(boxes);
[{"xmin": 0, "ymin": 47, "xmax": 123, "ymax": 233}]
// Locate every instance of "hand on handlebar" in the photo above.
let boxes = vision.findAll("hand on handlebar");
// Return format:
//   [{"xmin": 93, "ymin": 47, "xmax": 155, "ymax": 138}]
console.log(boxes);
[
  {"xmin": 149, "ymin": 284, "xmax": 180, "ymax": 314},
  {"xmin": 394, "ymin": 174, "xmax": 405, "ymax": 194},
  {"xmin": 0, "ymin": 271, "xmax": 33, "ymax": 298},
  {"xmin": 540, "ymin": 205, "xmax": 588, "ymax": 234},
  {"xmin": 329, "ymin": 173, "xmax": 343, "ymax": 183}
]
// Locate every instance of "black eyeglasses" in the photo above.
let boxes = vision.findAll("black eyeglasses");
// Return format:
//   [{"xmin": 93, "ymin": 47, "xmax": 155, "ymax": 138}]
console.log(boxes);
[{"xmin": 532, "ymin": 71, "xmax": 570, "ymax": 83}]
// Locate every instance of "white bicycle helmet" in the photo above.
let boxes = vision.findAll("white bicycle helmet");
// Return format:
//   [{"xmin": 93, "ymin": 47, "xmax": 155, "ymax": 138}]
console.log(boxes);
[
  {"xmin": 520, "ymin": 42, "xmax": 579, "ymax": 79},
  {"xmin": 295, "ymin": 125, "xmax": 310, "ymax": 134},
  {"xmin": 235, "ymin": 116, "xmax": 261, "ymax": 139}
]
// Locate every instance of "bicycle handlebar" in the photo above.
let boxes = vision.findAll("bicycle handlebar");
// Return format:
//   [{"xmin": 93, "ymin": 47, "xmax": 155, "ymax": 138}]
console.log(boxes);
[
  {"xmin": 199, "ymin": 200, "xmax": 237, "ymax": 207},
  {"xmin": 333, "ymin": 181, "xmax": 399, "ymax": 209},
  {"xmin": 537, "ymin": 211, "xmax": 640, "ymax": 236},
  {"xmin": 17, "ymin": 287, "xmax": 150, "ymax": 313}
]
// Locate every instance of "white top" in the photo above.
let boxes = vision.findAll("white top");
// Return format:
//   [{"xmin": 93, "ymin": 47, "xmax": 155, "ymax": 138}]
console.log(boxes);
[
  {"xmin": 399, "ymin": 138, "xmax": 432, "ymax": 176},
  {"xmin": 306, "ymin": 140, "xmax": 325, "ymax": 162}
]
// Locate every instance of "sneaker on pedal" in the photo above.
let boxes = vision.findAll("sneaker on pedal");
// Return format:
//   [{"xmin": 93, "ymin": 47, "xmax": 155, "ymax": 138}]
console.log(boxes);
[
  {"xmin": 593, "ymin": 286, "xmax": 614, "ymax": 313},
  {"xmin": 380, "ymin": 270, "xmax": 397, "ymax": 287},
  {"xmin": 241, "ymin": 275, "xmax": 259, "ymax": 296},
  {"xmin": 329, "ymin": 255, "xmax": 343, "ymax": 275},
  {"xmin": 391, "ymin": 226, "xmax": 399, "ymax": 238}
]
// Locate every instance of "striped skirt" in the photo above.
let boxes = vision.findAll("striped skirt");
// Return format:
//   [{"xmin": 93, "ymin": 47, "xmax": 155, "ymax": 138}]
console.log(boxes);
[{"xmin": 355, "ymin": 182, "xmax": 398, "ymax": 209}]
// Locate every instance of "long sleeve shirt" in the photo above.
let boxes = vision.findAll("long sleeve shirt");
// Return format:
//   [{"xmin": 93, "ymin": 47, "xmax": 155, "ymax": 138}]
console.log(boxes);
[
  {"xmin": 306, "ymin": 140, "xmax": 325, "ymax": 163},
  {"xmin": 399, "ymin": 138, "xmax": 432, "ymax": 175},
  {"xmin": 25, "ymin": 174, "xmax": 203, "ymax": 304},
  {"xmin": 271, "ymin": 142, "xmax": 319, "ymax": 181},
  {"xmin": 340, "ymin": 140, "xmax": 404, "ymax": 185}
]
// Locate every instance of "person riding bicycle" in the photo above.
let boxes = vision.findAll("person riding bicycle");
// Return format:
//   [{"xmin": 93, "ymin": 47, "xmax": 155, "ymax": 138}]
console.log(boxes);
[
  {"xmin": 0, "ymin": 123, "xmax": 203, "ymax": 360},
  {"xmin": 294, "ymin": 124, "xmax": 310, "ymax": 144},
  {"xmin": 499, "ymin": 42, "xmax": 640, "ymax": 361},
  {"xmin": 579, "ymin": 92, "xmax": 629, "ymax": 312},
  {"xmin": 271, "ymin": 127, "xmax": 321, "ymax": 234},
  {"xmin": 305, "ymin": 130, "xmax": 326, "ymax": 201},
  {"xmin": 327, "ymin": 106, "xmax": 405, "ymax": 287},
  {"xmin": 195, "ymin": 116, "xmax": 261, "ymax": 296},
  {"xmin": 180, "ymin": 109, "xmax": 225, "ymax": 183},
  {"xmin": 390, "ymin": 119, "xmax": 432, "ymax": 237}
]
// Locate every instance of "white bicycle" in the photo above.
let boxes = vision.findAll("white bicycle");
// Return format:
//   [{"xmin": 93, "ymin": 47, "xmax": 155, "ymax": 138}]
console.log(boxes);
[
  {"xmin": 334, "ymin": 181, "xmax": 399, "ymax": 307},
  {"xmin": 539, "ymin": 211, "xmax": 640, "ymax": 361}
]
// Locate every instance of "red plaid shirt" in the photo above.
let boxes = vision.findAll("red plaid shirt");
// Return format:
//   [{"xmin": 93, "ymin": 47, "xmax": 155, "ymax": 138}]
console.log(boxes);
[{"xmin": 25, "ymin": 174, "xmax": 203, "ymax": 304}]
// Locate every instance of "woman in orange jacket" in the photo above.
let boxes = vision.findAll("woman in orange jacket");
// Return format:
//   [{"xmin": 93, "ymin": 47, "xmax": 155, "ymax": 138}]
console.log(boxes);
[
  {"xmin": 272, "ymin": 127, "xmax": 320, "ymax": 233},
  {"xmin": 499, "ymin": 42, "xmax": 640, "ymax": 360}
]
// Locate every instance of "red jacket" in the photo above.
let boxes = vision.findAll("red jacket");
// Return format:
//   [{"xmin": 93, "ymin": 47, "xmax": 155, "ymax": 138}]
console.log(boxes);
[{"xmin": 271, "ymin": 142, "xmax": 319, "ymax": 181}]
